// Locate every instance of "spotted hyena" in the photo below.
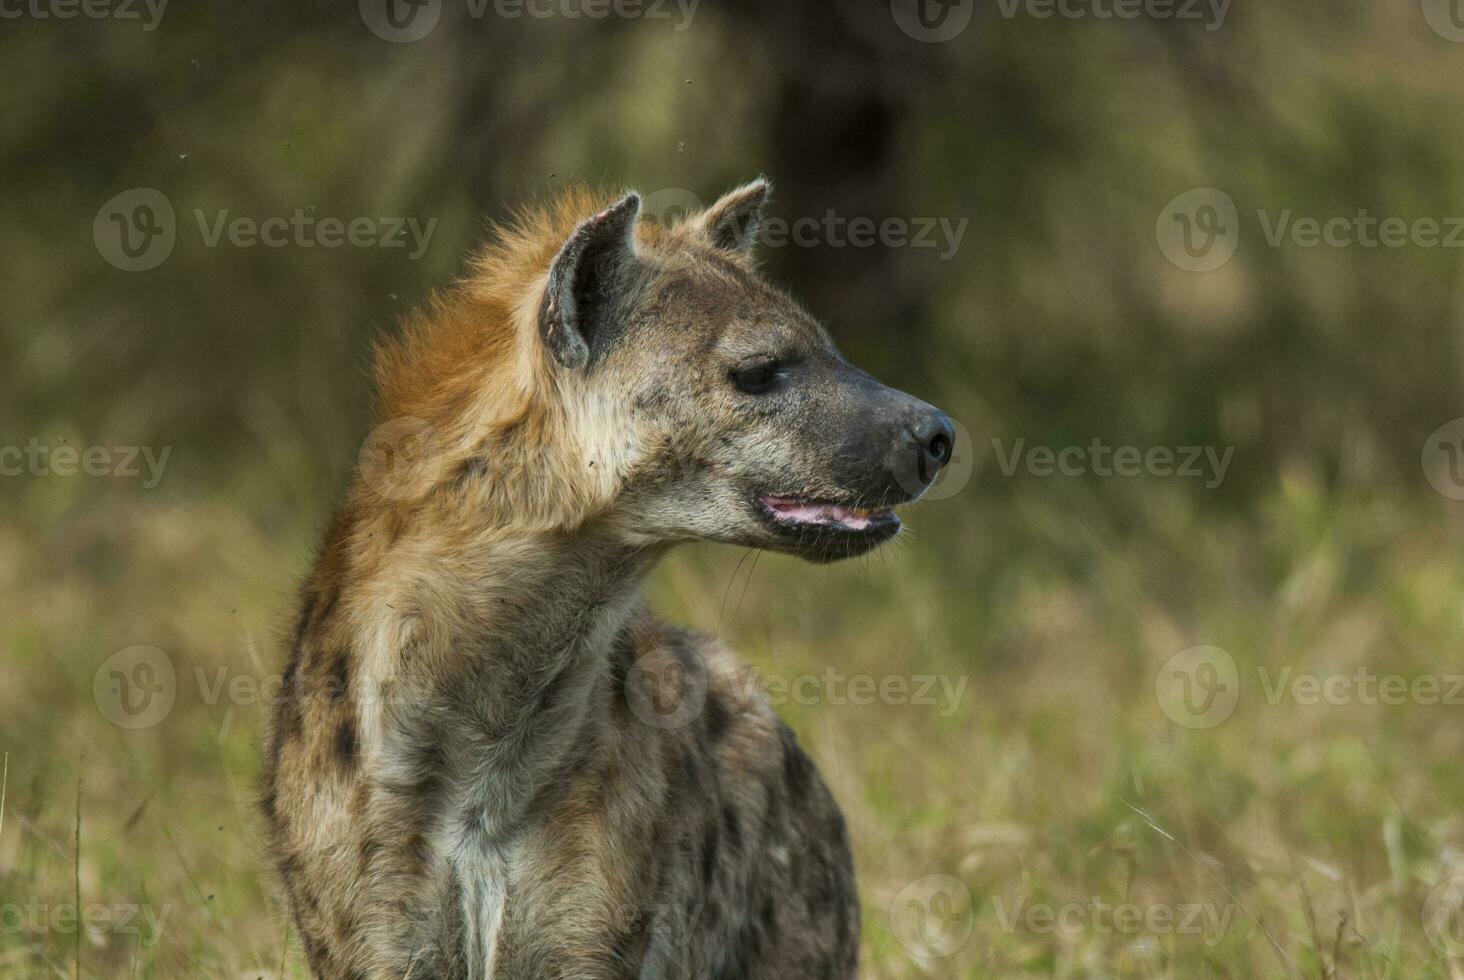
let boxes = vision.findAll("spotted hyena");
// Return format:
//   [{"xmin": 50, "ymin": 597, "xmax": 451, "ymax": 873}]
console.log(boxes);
[{"xmin": 261, "ymin": 180, "xmax": 954, "ymax": 979}]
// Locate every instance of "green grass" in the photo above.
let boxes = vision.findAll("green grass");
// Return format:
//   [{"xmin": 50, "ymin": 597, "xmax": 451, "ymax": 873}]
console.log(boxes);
[{"xmin": 1, "ymin": 458, "xmax": 1462, "ymax": 978}]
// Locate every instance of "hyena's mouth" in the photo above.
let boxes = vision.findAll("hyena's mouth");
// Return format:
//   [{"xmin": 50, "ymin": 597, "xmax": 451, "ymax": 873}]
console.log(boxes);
[{"xmin": 755, "ymin": 494, "xmax": 901, "ymax": 534}]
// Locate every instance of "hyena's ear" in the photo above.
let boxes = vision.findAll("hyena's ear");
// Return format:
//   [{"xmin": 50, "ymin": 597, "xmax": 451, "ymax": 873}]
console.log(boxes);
[
  {"xmin": 540, "ymin": 191, "xmax": 642, "ymax": 370},
  {"xmin": 694, "ymin": 178, "xmax": 771, "ymax": 256}
]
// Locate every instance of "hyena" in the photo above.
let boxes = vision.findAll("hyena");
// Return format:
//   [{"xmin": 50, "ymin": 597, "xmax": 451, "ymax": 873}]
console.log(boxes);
[{"xmin": 261, "ymin": 180, "xmax": 954, "ymax": 979}]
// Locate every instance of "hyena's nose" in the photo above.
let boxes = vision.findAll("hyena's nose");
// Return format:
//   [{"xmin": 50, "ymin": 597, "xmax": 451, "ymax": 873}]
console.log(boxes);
[{"xmin": 911, "ymin": 411, "xmax": 955, "ymax": 484}]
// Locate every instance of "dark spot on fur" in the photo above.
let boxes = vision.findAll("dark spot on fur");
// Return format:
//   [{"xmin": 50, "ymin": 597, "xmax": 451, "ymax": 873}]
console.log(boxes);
[
  {"xmin": 760, "ymin": 785, "xmax": 784, "ymax": 840},
  {"xmin": 293, "ymin": 591, "xmax": 317, "ymax": 651},
  {"xmin": 299, "ymin": 927, "xmax": 330, "ymax": 973},
  {"xmin": 677, "ymin": 748, "xmax": 703, "ymax": 794},
  {"xmin": 827, "ymin": 809, "xmax": 848, "ymax": 847},
  {"xmin": 334, "ymin": 717, "xmax": 358, "ymax": 767},
  {"xmin": 805, "ymin": 859, "xmax": 836, "ymax": 920},
  {"xmin": 701, "ymin": 820, "xmax": 721, "ymax": 887},
  {"xmin": 387, "ymin": 734, "xmax": 447, "ymax": 804},
  {"xmin": 778, "ymin": 724, "xmax": 812, "ymax": 804},
  {"xmin": 836, "ymin": 898, "xmax": 852, "ymax": 949},
  {"xmin": 315, "ymin": 587, "xmax": 339, "ymax": 629},
  {"xmin": 358, "ymin": 837, "xmax": 382, "ymax": 874},
  {"xmin": 455, "ymin": 455, "xmax": 488, "ymax": 487},
  {"xmin": 403, "ymin": 833, "xmax": 431, "ymax": 873},
  {"xmin": 704, "ymin": 689, "xmax": 731, "ymax": 741},
  {"xmin": 326, "ymin": 648, "xmax": 351, "ymax": 704},
  {"xmin": 268, "ymin": 652, "xmax": 303, "ymax": 771},
  {"xmin": 722, "ymin": 804, "xmax": 743, "ymax": 852}
]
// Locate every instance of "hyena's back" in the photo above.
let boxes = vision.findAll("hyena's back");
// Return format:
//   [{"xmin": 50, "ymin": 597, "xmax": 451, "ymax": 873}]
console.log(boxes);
[{"xmin": 263, "ymin": 610, "xmax": 860, "ymax": 979}]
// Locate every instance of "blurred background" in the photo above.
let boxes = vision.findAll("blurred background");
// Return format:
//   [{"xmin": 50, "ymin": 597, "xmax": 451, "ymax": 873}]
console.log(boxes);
[{"xmin": 5, "ymin": 1, "xmax": 1464, "ymax": 976}]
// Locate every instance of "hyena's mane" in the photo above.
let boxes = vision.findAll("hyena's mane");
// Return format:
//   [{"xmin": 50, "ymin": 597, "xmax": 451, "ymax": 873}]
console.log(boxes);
[{"xmin": 360, "ymin": 185, "xmax": 675, "ymax": 537}]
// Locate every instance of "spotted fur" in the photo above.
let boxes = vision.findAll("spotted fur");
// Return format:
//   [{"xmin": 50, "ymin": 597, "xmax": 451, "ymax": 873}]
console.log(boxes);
[{"xmin": 262, "ymin": 180, "xmax": 947, "ymax": 978}]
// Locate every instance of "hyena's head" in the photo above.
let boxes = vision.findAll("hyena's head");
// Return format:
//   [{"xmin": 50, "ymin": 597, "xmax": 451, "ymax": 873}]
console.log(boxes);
[{"xmin": 530, "ymin": 180, "xmax": 954, "ymax": 563}]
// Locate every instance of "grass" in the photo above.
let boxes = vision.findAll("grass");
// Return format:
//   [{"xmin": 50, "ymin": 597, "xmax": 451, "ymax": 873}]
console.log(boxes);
[{"xmin": 1, "ymin": 451, "xmax": 1462, "ymax": 978}]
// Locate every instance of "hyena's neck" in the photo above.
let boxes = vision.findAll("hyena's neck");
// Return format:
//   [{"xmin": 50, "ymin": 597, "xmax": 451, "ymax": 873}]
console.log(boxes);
[{"xmin": 330, "ymin": 502, "xmax": 658, "ymax": 839}]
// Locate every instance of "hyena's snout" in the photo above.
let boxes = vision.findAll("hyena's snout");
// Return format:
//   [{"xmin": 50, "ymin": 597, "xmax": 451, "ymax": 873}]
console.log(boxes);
[
  {"xmin": 831, "ymin": 371, "xmax": 955, "ymax": 505},
  {"xmin": 908, "ymin": 408, "xmax": 956, "ymax": 488}
]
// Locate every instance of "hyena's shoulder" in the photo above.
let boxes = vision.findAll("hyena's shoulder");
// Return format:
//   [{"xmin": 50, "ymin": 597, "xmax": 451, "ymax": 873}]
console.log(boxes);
[{"xmin": 602, "ymin": 615, "xmax": 862, "ymax": 978}]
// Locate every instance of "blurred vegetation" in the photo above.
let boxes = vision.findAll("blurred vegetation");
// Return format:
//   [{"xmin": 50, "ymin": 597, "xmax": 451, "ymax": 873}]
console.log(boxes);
[{"xmin": 5, "ymin": 1, "xmax": 1464, "ymax": 976}]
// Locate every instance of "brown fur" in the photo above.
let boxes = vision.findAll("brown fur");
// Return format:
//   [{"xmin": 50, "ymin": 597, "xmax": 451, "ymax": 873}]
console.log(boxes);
[{"xmin": 263, "ymin": 180, "xmax": 949, "ymax": 978}]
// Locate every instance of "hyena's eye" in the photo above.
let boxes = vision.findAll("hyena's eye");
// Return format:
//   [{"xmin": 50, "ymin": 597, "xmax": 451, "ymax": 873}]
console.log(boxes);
[{"xmin": 730, "ymin": 361, "xmax": 783, "ymax": 395}]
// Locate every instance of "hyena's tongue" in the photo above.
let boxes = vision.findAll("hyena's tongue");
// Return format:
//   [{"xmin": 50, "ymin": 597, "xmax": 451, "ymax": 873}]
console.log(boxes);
[{"xmin": 761, "ymin": 495, "xmax": 885, "ymax": 530}]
